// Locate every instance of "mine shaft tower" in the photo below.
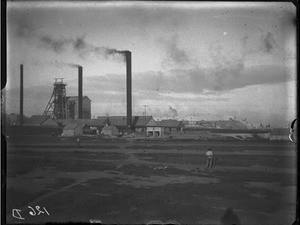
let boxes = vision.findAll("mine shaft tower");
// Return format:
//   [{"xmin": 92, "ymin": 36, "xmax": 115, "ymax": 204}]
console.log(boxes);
[{"xmin": 43, "ymin": 78, "xmax": 67, "ymax": 119}]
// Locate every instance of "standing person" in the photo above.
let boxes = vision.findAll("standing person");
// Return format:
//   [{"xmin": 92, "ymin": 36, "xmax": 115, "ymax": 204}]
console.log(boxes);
[
  {"xmin": 205, "ymin": 148, "xmax": 214, "ymax": 169},
  {"xmin": 76, "ymin": 137, "xmax": 81, "ymax": 148}
]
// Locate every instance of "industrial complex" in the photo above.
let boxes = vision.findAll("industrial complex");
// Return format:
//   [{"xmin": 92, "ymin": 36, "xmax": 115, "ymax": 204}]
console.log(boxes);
[
  {"xmin": 4, "ymin": 3, "xmax": 296, "ymax": 225},
  {"xmin": 3, "ymin": 50, "xmax": 291, "ymax": 141}
]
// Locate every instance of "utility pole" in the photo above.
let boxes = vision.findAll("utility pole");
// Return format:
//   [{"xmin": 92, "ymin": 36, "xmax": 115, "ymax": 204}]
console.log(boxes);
[
  {"xmin": 20, "ymin": 64, "xmax": 23, "ymax": 126},
  {"xmin": 143, "ymin": 105, "xmax": 148, "ymax": 144}
]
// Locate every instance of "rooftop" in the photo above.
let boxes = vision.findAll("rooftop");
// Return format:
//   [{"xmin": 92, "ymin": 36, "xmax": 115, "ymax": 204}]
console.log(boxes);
[
  {"xmin": 66, "ymin": 96, "xmax": 91, "ymax": 101},
  {"xmin": 63, "ymin": 123, "xmax": 87, "ymax": 130},
  {"xmin": 97, "ymin": 116, "xmax": 154, "ymax": 127},
  {"xmin": 158, "ymin": 120, "xmax": 184, "ymax": 128},
  {"xmin": 25, "ymin": 115, "xmax": 53, "ymax": 125}
]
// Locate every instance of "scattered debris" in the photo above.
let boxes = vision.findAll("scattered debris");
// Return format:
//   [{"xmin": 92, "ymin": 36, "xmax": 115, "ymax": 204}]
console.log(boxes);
[
  {"xmin": 90, "ymin": 219, "xmax": 102, "ymax": 224},
  {"xmin": 147, "ymin": 220, "xmax": 164, "ymax": 225},
  {"xmin": 164, "ymin": 220, "xmax": 181, "ymax": 225},
  {"xmin": 191, "ymin": 167, "xmax": 201, "ymax": 173},
  {"xmin": 153, "ymin": 166, "xmax": 168, "ymax": 170},
  {"xmin": 146, "ymin": 220, "xmax": 181, "ymax": 225}
]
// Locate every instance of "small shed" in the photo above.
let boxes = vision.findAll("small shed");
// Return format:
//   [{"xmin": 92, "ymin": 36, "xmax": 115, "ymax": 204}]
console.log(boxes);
[
  {"xmin": 134, "ymin": 116, "xmax": 155, "ymax": 132},
  {"xmin": 101, "ymin": 125, "xmax": 119, "ymax": 136},
  {"xmin": 61, "ymin": 123, "xmax": 86, "ymax": 137}
]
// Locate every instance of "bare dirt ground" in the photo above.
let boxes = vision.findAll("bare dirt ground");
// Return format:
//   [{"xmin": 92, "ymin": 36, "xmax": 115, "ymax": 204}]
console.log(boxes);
[{"xmin": 5, "ymin": 138, "xmax": 297, "ymax": 225}]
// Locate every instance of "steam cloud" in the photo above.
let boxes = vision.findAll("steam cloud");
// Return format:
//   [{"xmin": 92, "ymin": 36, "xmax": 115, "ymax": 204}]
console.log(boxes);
[{"xmin": 168, "ymin": 105, "xmax": 178, "ymax": 118}]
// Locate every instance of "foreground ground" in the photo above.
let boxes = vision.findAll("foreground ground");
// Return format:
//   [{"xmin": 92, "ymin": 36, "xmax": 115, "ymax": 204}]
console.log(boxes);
[{"xmin": 5, "ymin": 138, "xmax": 297, "ymax": 225}]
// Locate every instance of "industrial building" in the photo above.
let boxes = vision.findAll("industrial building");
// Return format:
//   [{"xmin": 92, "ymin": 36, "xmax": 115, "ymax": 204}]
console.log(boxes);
[
  {"xmin": 158, "ymin": 120, "xmax": 185, "ymax": 134},
  {"xmin": 18, "ymin": 50, "xmax": 133, "ymax": 128},
  {"xmin": 66, "ymin": 96, "xmax": 91, "ymax": 119},
  {"xmin": 43, "ymin": 66, "xmax": 91, "ymax": 120},
  {"xmin": 43, "ymin": 78, "xmax": 91, "ymax": 119},
  {"xmin": 97, "ymin": 116, "xmax": 158, "ymax": 133}
]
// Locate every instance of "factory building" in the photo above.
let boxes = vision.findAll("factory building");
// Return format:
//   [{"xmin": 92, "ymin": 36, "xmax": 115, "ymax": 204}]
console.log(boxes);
[{"xmin": 66, "ymin": 96, "xmax": 91, "ymax": 119}]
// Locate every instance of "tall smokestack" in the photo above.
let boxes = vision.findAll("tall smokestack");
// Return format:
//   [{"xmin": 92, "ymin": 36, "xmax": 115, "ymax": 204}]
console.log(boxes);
[
  {"xmin": 20, "ymin": 64, "xmax": 23, "ymax": 126},
  {"xmin": 125, "ymin": 51, "xmax": 132, "ymax": 128},
  {"xmin": 78, "ymin": 66, "xmax": 83, "ymax": 119}
]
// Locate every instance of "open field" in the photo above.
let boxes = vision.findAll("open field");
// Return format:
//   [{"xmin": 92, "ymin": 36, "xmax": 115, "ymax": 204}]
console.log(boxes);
[{"xmin": 5, "ymin": 139, "xmax": 297, "ymax": 225}]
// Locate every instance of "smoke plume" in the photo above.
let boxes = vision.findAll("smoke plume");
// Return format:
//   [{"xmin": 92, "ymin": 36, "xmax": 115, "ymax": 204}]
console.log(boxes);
[
  {"xmin": 53, "ymin": 61, "xmax": 82, "ymax": 68},
  {"xmin": 38, "ymin": 35, "xmax": 125, "ymax": 61},
  {"xmin": 68, "ymin": 63, "xmax": 82, "ymax": 68},
  {"xmin": 15, "ymin": 22, "xmax": 126, "ymax": 61}
]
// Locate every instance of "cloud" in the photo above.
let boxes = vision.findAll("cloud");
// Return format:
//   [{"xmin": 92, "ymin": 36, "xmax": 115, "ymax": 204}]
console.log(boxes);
[
  {"xmin": 5, "ymin": 66, "xmax": 294, "ymax": 124},
  {"xmin": 240, "ymin": 31, "xmax": 279, "ymax": 56},
  {"xmin": 82, "ymin": 63, "xmax": 291, "ymax": 97},
  {"xmin": 208, "ymin": 44, "xmax": 246, "ymax": 91},
  {"xmin": 38, "ymin": 36, "xmax": 72, "ymax": 54},
  {"xmin": 158, "ymin": 34, "xmax": 191, "ymax": 68},
  {"xmin": 260, "ymin": 32, "xmax": 277, "ymax": 53},
  {"xmin": 5, "ymin": 85, "xmax": 53, "ymax": 116}
]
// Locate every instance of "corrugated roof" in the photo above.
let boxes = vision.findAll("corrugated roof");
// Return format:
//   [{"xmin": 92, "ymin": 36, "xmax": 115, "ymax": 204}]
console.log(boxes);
[
  {"xmin": 97, "ymin": 116, "xmax": 154, "ymax": 127},
  {"xmin": 25, "ymin": 115, "xmax": 51, "ymax": 125},
  {"xmin": 66, "ymin": 96, "xmax": 91, "ymax": 101},
  {"xmin": 135, "ymin": 116, "xmax": 154, "ymax": 126},
  {"xmin": 97, "ymin": 116, "xmax": 135, "ymax": 127},
  {"xmin": 158, "ymin": 120, "xmax": 184, "ymax": 128},
  {"xmin": 63, "ymin": 123, "xmax": 86, "ymax": 130},
  {"xmin": 64, "ymin": 123, "xmax": 79, "ymax": 130},
  {"xmin": 196, "ymin": 120, "xmax": 246, "ymax": 129},
  {"xmin": 56, "ymin": 119, "xmax": 105, "ymax": 126},
  {"xmin": 58, "ymin": 117, "xmax": 153, "ymax": 128}
]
